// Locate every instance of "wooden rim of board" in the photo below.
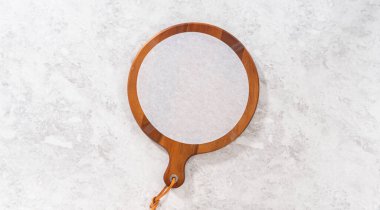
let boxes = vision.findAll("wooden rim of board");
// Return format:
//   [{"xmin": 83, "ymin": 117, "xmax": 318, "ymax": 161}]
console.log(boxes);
[{"xmin": 127, "ymin": 22, "xmax": 259, "ymax": 188}]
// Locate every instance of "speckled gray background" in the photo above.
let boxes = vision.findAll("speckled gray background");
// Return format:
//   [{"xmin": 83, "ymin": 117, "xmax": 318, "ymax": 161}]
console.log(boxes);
[{"xmin": 0, "ymin": 0, "xmax": 380, "ymax": 209}]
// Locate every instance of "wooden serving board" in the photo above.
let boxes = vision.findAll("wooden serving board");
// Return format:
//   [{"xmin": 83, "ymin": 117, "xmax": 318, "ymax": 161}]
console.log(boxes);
[{"xmin": 127, "ymin": 22, "xmax": 259, "ymax": 188}]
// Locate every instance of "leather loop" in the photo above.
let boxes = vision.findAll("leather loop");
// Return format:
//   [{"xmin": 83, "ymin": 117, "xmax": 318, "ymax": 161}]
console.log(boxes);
[{"xmin": 150, "ymin": 178, "xmax": 176, "ymax": 210}]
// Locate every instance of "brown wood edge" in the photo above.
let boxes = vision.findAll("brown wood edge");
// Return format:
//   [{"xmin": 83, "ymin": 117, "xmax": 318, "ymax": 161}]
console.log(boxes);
[{"xmin": 127, "ymin": 22, "xmax": 259, "ymax": 188}]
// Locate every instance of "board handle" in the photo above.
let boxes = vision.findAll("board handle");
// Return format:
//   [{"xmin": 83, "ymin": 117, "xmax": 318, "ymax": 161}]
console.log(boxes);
[{"xmin": 163, "ymin": 143, "xmax": 196, "ymax": 188}]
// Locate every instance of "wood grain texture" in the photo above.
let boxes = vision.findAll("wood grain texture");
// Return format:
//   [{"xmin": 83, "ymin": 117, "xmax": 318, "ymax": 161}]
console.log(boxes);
[{"xmin": 127, "ymin": 22, "xmax": 259, "ymax": 188}]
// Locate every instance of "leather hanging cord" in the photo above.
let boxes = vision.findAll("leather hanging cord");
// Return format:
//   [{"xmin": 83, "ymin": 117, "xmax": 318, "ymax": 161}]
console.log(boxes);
[{"xmin": 150, "ymin": 178, "xmax": 176, "ymax": 210}]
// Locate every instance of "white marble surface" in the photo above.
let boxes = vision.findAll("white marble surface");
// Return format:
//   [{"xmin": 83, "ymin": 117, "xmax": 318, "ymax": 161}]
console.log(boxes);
[
  {"xmin": 138, "ymin": 32, "xmax": 248, "ymax": 144},
  {"xmin": 0, "ymin": 0, "xmax": 380, "ymax": 209}
]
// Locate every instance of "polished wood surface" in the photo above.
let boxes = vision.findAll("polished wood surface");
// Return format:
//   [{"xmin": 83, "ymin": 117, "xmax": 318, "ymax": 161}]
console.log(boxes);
[{"xmin": 127, "ymin": 22, "xmax": 259, "ymax": 188}]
